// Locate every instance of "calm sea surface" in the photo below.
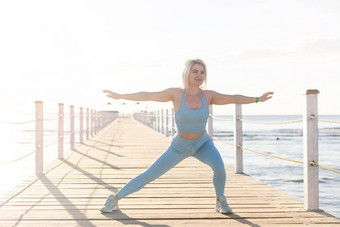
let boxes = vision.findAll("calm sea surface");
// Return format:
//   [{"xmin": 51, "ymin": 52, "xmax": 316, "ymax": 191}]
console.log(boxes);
[
  {"xmin": 213, "ymin": 115, "xmax": 340, "ymax": 218},
  {"xmin": 0, "ymin": 114, "xmax": 339, "ymax": 218},
  {"xmin": 0, "ymin": 112, "xmax": 77, "ymax": 198}
]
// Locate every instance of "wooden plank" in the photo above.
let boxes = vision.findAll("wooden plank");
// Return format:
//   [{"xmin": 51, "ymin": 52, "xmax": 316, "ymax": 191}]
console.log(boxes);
[
  {"xmin": 3, "ymin": 220, "xmax": 338, "ymax": 227},
  {"xmin": 0, "ymin": 209, "xmax": 336, "ymax": 220},
  {"xmin": 0, "ymin": 117, "xmax": 339, "ymax": 226}
]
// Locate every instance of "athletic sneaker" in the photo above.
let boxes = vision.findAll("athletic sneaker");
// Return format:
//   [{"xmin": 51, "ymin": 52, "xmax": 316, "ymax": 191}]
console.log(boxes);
[
  {"xmin": 215, "ymin": 195, "xmax": 233, "ymax": 214},
  {"xmin": 99, "ymin": 194, "xmax": 119, "ymax": 213}
]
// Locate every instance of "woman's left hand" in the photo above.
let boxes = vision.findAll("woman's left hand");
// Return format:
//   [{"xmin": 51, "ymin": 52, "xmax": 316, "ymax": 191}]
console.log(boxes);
[{"xmin": 259, "ymin": 92, "xmax": 274, "ymax": 102}]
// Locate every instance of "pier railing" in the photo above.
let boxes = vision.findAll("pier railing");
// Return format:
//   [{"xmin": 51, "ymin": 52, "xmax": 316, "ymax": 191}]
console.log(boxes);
[
  {"xmin": 0, "ymin": 101, "xmax": 118, "ymax": 175},
  {"xmin": 134, "ymin": 89, "xmax": 340, "ymax": 212}
]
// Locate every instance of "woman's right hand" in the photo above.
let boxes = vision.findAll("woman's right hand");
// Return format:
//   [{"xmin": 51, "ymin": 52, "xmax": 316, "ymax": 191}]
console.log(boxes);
[{"xmin": 103, "ymin": 90, "xmax": 120, "ymax": 99}]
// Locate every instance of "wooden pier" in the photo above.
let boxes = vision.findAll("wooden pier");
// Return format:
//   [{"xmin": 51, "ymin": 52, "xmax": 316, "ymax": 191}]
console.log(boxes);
[{"xmin": 0, "ymin": 117, "xmax": 339, "ymax": 226}]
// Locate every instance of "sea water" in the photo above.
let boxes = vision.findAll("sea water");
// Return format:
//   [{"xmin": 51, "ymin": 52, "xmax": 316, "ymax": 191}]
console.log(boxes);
[
  {"xmin": 0, "ymin": 114, "xmax": 339, "ymax": 218},
  {"xmin": 0, "ymin": 112, "xmax": 77, "ymax": 197},
  {"xmin": 213, "ymin": 115, "xmax": 340, "ymax": 218}
]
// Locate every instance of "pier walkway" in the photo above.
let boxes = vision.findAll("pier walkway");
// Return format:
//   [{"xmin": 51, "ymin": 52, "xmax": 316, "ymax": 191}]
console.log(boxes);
[{"xmin": 1, "ymin": 117, "xmax": 339, "ymax": 226}]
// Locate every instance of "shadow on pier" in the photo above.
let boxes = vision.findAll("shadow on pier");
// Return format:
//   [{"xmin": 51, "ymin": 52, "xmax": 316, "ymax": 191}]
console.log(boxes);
[{"xmin": 0, "ymin": 117, "xmax": 339, "ymax": 226}]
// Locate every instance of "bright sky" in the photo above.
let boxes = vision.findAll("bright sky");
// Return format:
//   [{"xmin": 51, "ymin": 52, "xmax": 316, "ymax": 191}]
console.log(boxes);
[{"xmin": 1, "ymin": 0, "xmax": 340, "ymax": 115}]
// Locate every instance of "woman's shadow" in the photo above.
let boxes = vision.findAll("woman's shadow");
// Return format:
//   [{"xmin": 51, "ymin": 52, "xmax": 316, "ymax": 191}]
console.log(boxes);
[{"xmin": 101, "ymin": 210, "xmax": 170, "ymax": 227}]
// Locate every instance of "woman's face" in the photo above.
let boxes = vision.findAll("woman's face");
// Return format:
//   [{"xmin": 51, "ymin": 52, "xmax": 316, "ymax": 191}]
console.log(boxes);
[{"xmin": 188, "ymin": 64, "xmax": 205, "ymax": 87}]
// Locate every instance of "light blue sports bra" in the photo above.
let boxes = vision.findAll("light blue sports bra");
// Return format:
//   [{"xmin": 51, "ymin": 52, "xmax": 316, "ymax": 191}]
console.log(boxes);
[{"xmin": 175, "ymin": 90, "xmax": 210, "ymax": 134}]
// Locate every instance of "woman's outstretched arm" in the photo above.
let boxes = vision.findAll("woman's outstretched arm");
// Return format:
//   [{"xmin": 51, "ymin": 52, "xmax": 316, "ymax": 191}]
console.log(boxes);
[
  {"xmin": 103, "ymin": 88, "xmax": 177, "ymax": 102},
  {"xmin": 209, "ymin": 91, "xmax": 274, "ymax": 105}
]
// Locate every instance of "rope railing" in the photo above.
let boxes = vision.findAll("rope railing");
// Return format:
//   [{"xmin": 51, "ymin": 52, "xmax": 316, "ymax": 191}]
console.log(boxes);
[
  {"xmin": 237, "ymin": 117, "xmax": 303, "ymax": 125},
  {"xmin": 147, "ymin": 114, "xmax": 339, "ymax": 126},
  {"xmin": 0, "ymin": 119, "xmax": 35, "ymax": 125},
  {"xmin": 214, "ymin": 115, "xmax": 340, "ymax": 175},
  {"xmin": 136, "ymin": 109, "xmax": 340, "ymax": 176},
  {"xmin": 310, "ymin": 161, "xmax": 340, "ymax": 174},
  {"xmin": 314, "ymin": 118, "xmax": 340, "ymax": 124},
  {"xmin": 239, "ymin": 144, "xmax": 304, "ymax": 165},
  {"xmin": 210, "ymin": 115, "xmax": 233, "ymax": 121},
  {"xmin": 134, "ymin": 90, "xmax": 339, "ymax": 211},
  {"xmin": 211, "ymin": 137, "xmax": 234, "ymax": 146},
  {"xmin": 0, "ymin": 116, "xmax": 60, "ymax": 125},
  {"xmin": 209, "ymin": 114, "xmax": 302, "ymax": 124},
  {"xmin": 0, "ymin": 150, "xmax": 36, "ymax": 166},
  {"xmin": 0, "ymin": 141, "xmax": 61, "ymax": 167},
  {"xmin": 43, "ymin": 140, "xmax": 59, "ymax": 148},
  {"xmin": 43, "ymin": 117, "xmax": 59, "ymax": 121},
  {"xmin": 134, "ymin": 110, "xmax": 175, "ymax": 136},
  {"xmin": 0, "ymin": 102, "xmax": 118, "ymax": 175},
  {"xmin": 212, "ymin": 137, "xmax": 303, "ymax": 164},
  {"xmin": 213, "ymin": 137, "xmax": 340, "ymax": 175},
  {"xmin": 212, "ymin": 115, "xmax": 305, "ymax": 125}
]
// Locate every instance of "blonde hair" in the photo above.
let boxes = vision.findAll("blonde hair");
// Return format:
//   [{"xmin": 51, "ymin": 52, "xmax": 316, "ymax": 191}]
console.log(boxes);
[{"xmin": 182, "ymin": 58, "xmax": 207, "ymax": 89}]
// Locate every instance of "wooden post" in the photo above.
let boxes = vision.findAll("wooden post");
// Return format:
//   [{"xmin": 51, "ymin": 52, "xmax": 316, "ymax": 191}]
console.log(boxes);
[
  {"xmin": 70, "ymin": 105, "xmax": 75, "ymax": 150},
  {"xmin": 98, "ymin": 111, "xmax": 101, "ymax": 131},
  {"xmin": 35, "ymin": 101, "xmax": 43, "ymax": 175},
  {"xmin": 94, "ymin": 110, "xmax": 97, "ymax": 134},
  {"xmin": 100, "ymin": 111, "xmax": 103, "ymax": 130},
  {"xmin": 96, "ymin": 110, "xmax": 99, "ymax": 133},
  {"xmin": 172, "ymin": 108, "xmax": 175, "ymax": 136},
  {"xmin": 157, "ymin": 110, "xmax": 160, "ymax": 133},
  {"xmin": 144, "ymin": 111, "xmax": 146, "ymax": 125},
  {"xmin": 58, "ymin": 103, "xmax": 64, "ymax": 159},
  {"xmin": 98, "ymin": 111, "xmax": 102, "ymax": 131},
  {"xmin": 161, "ymin": 109, "xmax": 164, "ymax": 135},
  {"xmin": 91, "ymin": 109, "xmax": 94, "ymax": 137},
  {"xmin": 148, "ymin": 111, "xmax": 151, "ymax": 128},
  {"xmin": 166, "ymin": 109, "xmax": 169, "ymax": 137},
  {"xmin": 97, "ymin": 111, "xmax": 102, "ymax": 132},
  {"xmin": 95, "ymin": 110, "xmax": 98, "ymax": 133},
  {"xmin": 155, "ymin": 111, "xmax": 157, "ymax": 131},
  {"xmin": 152, "ymin": 111, "xmax": 154, "ymax": 130},
  {"xmin": 208, "ymin": 105, "xmax": 213, "ymax": 137},
  {"xmin": 234, "ymin": 104, "xmax": 243, "ymax": 174},
  {"xmin": 86, "ymin": 108, "xmax": 89, "ymax": 140},
  {"xmin": 80, "ymin": 107, "xmax": 83, "ymax": 144},
  {"xmin": 154, "ymin": 111, "xmax": 156, "ymax": 130},
  {"xmin": 93, "ymin": 109, "xmax": 95, "ymax": 134},
  {"xmin": 304, "ymin": 89, "xmax": 319, "ymax": 210}
]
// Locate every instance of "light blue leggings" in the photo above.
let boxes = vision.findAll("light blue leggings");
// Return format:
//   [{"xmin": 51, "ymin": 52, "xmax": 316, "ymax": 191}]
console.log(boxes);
[{"xmin": 116, "ymin": 132, "xmax": 226, "ymax": 199}]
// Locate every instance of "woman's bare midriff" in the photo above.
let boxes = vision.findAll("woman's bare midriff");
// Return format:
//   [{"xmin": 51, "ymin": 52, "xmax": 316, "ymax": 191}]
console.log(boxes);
[{"xmin": 178, "ymin": 131, "xmax": 205, "ymax": 140}]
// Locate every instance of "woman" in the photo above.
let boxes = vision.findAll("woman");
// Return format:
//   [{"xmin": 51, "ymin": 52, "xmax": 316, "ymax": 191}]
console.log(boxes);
[{"xmin": 100, "ymin": 59, "xmax": 273, "ymax": 214}]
